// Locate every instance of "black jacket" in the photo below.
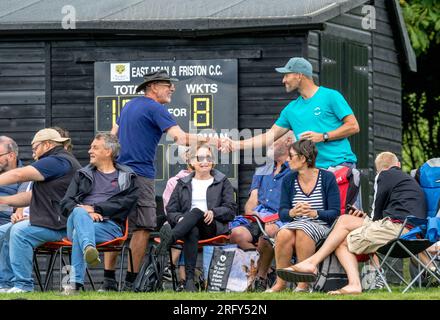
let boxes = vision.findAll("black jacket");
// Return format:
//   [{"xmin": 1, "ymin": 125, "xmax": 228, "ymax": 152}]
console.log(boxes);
[
  {"xmin": 30, "ymin": 146, "xmax": 81, "ymax": 230},
  {"xmin": 372, "ymin": 166, "xmax": 426, "ymax": 221},
  {"xmin": 60, "ymin": 163, "xmax": 138, "ymax": 226},
  {"xmin": 166, "ymin": 169, "xmax": 237, "ymax": 235}
]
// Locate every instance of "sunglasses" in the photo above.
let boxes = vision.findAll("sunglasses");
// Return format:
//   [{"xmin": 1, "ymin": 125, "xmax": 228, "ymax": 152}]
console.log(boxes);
[{"xmin": 193, "ymin": 155, "xmax": 213, "ymax": 163}]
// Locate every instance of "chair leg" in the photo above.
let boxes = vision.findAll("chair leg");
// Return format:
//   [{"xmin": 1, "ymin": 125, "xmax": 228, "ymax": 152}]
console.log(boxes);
[
  {"xmin": 368, "ymin": 255, "xmax": 392, "ymax": 293},
  {"xmin": 119, "ymin": 248, "xmax": 126, "ymax": 292},
  {"xmin": 401, "ymin": 246, "xmax": 440, "ymax": 293},
  {"xmin": 169, "ymin": 248, "xmax": 177, "ymax": 291},
  {"xmin": 59, "ymin": 248, "xmax": 66, "ymax": 291},
  {"xmin": 33, "ymin": 252, "xmax": 44, "ymax": 292},
  {"xmin": 44, "ymin": 252, "xmax": 57, "ymax": 291},
  {"xmin": 86, "ymin": 267, "xmax": 95, "ymax": 291}
]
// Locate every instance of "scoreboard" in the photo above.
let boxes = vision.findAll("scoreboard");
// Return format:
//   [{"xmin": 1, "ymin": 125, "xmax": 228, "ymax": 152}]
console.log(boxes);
[{"xmin": 94, "ymin": 60, "xmax": 238, "ymax": 195}]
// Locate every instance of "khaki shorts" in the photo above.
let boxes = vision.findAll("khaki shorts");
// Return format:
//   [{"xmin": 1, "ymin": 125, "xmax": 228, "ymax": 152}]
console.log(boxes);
[
  {"xmin": 128, "ymin": 176, "xmax": 157, "ymax": 232},
  {"xmin": 347, "ymin": 217, "xmax": 408, "ymax": 255}
]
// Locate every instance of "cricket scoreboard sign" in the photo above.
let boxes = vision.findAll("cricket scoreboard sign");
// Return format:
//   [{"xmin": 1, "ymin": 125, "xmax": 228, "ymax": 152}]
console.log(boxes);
[{"xmin": 94, "ymin": 59, "xmax": 238, "ymax": 194}]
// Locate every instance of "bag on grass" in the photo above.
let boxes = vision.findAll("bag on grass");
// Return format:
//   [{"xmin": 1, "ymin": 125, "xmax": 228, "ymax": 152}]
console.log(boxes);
[
  {"xmin": 312, "ymin": 253, "xmax": 348, "ymax": 292},
  {"xmin": 133, "ymin": 246, "xmax": 167, "ymax": 292},
  {"xmin": 203, "ymin": 245, "xmax": 260, "ymax": 292}
]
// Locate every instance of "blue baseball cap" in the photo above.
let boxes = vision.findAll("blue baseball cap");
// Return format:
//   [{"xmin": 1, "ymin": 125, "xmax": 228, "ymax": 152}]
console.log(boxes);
[{"xmin": 275, "ymin": 57, "xmax": 313, "ymax": 77}]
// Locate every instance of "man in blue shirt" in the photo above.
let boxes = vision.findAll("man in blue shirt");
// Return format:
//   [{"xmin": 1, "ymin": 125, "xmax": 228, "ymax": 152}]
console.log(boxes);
[
  {"xmin": 229, "ymin": 131, "xmax": 294, "ymax": 291},
  {"xmin": 104, "ymin": 70, "xmax": 211, "ymax": 291},
  {"xmin": 221, "ymin": 57, "xmax": 359, "ymax": 170}
]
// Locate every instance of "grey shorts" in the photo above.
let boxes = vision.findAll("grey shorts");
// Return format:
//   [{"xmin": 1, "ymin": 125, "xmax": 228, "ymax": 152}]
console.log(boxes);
[{"xmin": 128, "ymin": 176, "xmax": 156, "ymax": 232}]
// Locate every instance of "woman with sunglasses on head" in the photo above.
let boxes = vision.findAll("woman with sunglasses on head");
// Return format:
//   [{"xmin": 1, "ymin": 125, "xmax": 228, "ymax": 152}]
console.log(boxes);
[
  {"xmin": 158, "ymin": 143, "xmax": 237, "ymax": 292},
  {"xmin": 267, "ymin": 139, "xmax": 340, "ymax": 293}
]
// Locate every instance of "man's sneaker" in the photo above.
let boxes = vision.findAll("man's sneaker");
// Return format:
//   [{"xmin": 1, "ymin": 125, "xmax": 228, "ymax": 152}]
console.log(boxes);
[
  {"xmin": 162, "ymin": 265, "xmax": 173, "ymax": 282},
  {"xmin": 84, "ymin": 246, "xmax": 101, "ymax": 267},
  {"xmin": 372, "ymin": 272, "xmax": 386, "ymax": 289},
  {"xmin": 157, "ymin": 223, "xmax": 174, "ymax": 255},
  {"xmin": 253, "ymin": 277, "xmax": 268, "ymax": 292},
  {"xmin": 98, "ymin": 278, "xmax": 119, "ymax": 292},
  {"xmin": 176, "ymin": 280, "xmax": 186, "ymax": 292},
  {"xmin": 122, "ymin": 280, "xmax": 134, "ymax": 292},
  {"xmin": 6, "ymin": 287, "xmax": 29, "ymax": 294}
]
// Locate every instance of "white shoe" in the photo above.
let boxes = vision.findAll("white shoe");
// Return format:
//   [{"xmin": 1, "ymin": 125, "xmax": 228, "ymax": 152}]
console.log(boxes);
[
  {"xmin": 6, "ymin": 287, "xmax": 29, "ymax": 293},
  {"xmin": 0, "ymin": 287, "xmax": 11, "ymax": 293}
]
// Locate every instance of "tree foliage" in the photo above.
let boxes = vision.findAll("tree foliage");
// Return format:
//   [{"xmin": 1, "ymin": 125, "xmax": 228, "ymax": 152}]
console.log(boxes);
[{"xmin": 400, "ymin": 0, "xmax": 440, "ymax": 171}]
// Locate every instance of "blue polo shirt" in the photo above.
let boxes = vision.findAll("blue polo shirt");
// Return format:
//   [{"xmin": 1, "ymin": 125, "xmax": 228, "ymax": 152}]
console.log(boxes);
[
  {"xmin": 117, "ymin": 96, "xmax": 177, "ymax": 178},
  {"xmin": 250, "ymin": 161, "xmax": 291, "ymax": 214},
  {"xmin": 275, "ymin": 86, "xmax": 357, "ymax": 169},
  {"xmin": 229, "ymin": 161, "xmax": 290, "ymax": 230}
]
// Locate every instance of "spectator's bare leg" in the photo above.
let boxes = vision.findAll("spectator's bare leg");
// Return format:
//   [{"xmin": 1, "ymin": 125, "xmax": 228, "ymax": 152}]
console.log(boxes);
[
  {"xmin": 170, "ymin": 248, "xmax": 186, "ymax": 281},
  {"xmin": 229, "ymin": 226, "xmax": 256, "ymax": 250},
  {"xmin": 171, "ymin": 248, "xmax": 181, "ymax": 265},
  {"xmin": 129, "ymin": 230, "xmax": 149, "ymax": 272},
  {"xmin": 270, "ymin": 228, "xmax": 296, "ymax": 291},
  {"xmin": 256, "ymin": 224, "xmax": 278, "ymax": 278},
  {"xmin": 104, "ymin": 251, "xmax": 118, "ymax": 270},
  {"xmin": 294, "ymin": 230, "xmax": 316, "ymax": 290},
  {"xmin": 329, "ymin": 238, "xmax": 362, "ymax": 294},
  {"xmin": 292, "ymin": 215, "xmax": 364, "ymax": 273}
]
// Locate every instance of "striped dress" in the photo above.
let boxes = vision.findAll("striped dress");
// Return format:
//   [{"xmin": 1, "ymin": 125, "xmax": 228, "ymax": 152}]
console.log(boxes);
[{"xmin": 280, "ymin": 171, "xmax": 330, "ymax": 243}]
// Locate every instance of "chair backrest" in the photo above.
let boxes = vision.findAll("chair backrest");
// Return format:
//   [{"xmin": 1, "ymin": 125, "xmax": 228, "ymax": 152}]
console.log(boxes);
[
  {"xmin": 415, "ymin": 158, "xmax": 440, "ymax": 218},
  {"xmin": 327, "ymin": 166, "xmax": 360, "ymax": 215}
]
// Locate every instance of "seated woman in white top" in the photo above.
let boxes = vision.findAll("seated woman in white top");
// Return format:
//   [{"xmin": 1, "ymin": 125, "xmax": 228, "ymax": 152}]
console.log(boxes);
[{"xmin": 158, "ymin": 144, "xmax": 237, "ymax": 292}]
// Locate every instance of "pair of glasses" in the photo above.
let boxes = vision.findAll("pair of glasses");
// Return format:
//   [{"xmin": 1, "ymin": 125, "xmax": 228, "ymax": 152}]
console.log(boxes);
[
  {"xmin": 195, "ymin": 155, "xmax": 213, "ymax": 163},
  {"xmin": 32, "ymin": 142, "xmax": 42, "ymax": 152},
  {"xmin": 0, "ymin": 151, "xmax": 11, "ymax": 157},
  {"xmin": 154, "ymin": 82, "xmax": 174, "ymax": 89}
]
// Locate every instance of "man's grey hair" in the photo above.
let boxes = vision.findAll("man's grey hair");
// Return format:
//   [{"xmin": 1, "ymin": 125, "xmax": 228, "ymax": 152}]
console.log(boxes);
[
  {"xmin": 95, "ymin": 133, "xmax": 120, "ymax": 161},
  {"xmin": 0, "ymin": 136, "xmax": 18, "ymax": 156}
]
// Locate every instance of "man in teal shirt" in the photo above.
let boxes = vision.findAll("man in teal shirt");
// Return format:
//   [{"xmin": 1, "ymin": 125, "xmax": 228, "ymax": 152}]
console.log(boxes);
[{"xmin": 222, "ymin": 57, "xmax": 360, "ymax": 169}]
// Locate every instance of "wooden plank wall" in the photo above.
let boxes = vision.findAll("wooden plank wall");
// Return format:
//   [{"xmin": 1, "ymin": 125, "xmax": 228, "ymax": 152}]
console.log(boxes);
[
  {"xmin": 0, "ymin": 41, "xmax": 47, "ymax": 160},
  {"xmin": 372, "ymin": 0, "xmax": 403, "ymax": 157}
]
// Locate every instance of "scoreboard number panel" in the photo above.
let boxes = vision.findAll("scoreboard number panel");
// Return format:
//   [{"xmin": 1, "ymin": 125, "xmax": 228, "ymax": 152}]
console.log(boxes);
[
  {"xmin": 190, "ymin": 95, "xmax": 213, "ymax": 129},
  {"xmin": 95, "ymin": 59, "xmax": 238, "ymax": 194}
]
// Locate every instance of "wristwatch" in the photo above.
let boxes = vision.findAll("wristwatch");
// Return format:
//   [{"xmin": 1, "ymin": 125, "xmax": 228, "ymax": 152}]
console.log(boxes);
[{"xmin": 323, "ymin": 132, "xmax": 330, "ymax": 143}]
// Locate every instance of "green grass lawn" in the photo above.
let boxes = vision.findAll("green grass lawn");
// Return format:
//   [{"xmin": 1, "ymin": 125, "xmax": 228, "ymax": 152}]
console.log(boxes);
[{"xmin": 1, "ymin": 288, "xmax": 440, "ymax": 300}]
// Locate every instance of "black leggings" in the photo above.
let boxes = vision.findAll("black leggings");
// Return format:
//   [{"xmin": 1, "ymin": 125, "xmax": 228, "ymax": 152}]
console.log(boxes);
[{"xmin": 172, "ymin": 208, "xmax": 217, "ymax": 269}]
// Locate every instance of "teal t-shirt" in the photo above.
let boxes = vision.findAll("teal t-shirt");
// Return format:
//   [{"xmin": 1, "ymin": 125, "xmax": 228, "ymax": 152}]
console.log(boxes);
[{"xmin": 275, "ymin": 86, "xmax": 357, "ymax": 169}]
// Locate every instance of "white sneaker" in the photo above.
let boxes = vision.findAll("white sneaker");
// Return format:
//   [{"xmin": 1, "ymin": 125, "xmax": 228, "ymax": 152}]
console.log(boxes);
[
  {"xmin": 6, "ymin": 287, "xmax": 29, "ymax": 294},
  {"xmin": 0, "ymin": 287, "xmax": 11, "ymax": 293}
]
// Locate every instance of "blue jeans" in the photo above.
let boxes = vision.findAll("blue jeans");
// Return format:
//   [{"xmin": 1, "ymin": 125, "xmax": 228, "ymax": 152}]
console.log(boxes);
[
  {"xmin": 67, "ymin": 207, "xmax": 122, "ymax": 285},
  {"xmin": 0, "ymin": 222, "xmax": 13, "ymax": 288},
  {"xmin": 6, "ymin": 220, "xmax": 66, "ymax": 291}
]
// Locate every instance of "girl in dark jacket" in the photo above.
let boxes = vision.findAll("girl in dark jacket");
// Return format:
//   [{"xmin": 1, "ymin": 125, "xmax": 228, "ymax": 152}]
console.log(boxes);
[{"xmin": 158, "ymin": 144, "xmax": 237, "ymax": 291}]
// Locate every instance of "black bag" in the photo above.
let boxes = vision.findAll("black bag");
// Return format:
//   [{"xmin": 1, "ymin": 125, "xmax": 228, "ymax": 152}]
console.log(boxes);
[
  {"xmin": 133, "ymin": 246, "xmax": 167, "ymax": 292},
  {"xmin": 312, "ymin": 253, "xmax": 348, "ymax": 292}
]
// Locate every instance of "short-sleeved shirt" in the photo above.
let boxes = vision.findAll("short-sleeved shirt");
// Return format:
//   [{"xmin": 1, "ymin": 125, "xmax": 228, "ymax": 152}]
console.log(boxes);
[
  {"xmin": 31, "ymin": 156, "xmax": 72, "ymax": 180},
  {"xmin": 250, "ymin": 161, "xmax": 291, "ymax": 214},
  {"xmin": 117, "ymin": 96, "xmax": 177, "ymax": 178},
  {"xmin": 82, "ymin": 170, "xmax": 120, "ymax": 206},
  {"xmin": 275, "ymin": 86, "xmax": 357, "ymax": 169}
]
